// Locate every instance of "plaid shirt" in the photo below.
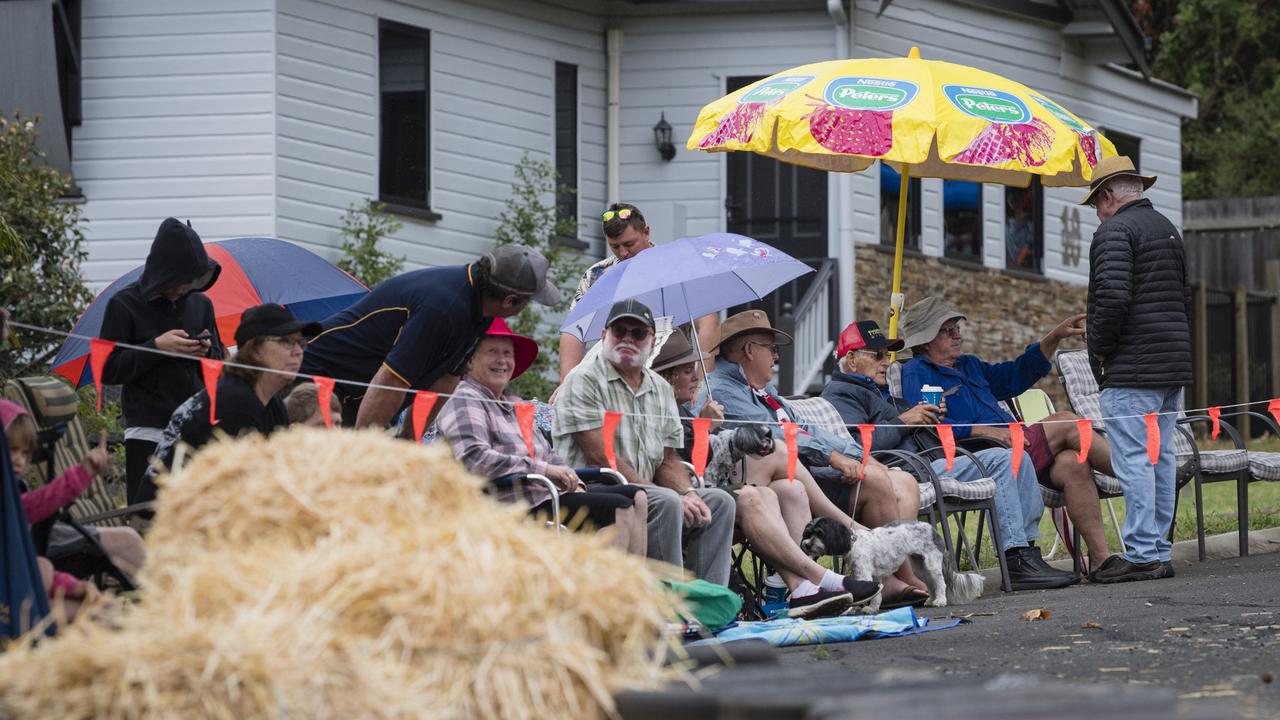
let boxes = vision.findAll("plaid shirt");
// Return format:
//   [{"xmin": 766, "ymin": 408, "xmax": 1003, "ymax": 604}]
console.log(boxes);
[
  {"xmin": 436, "ymin": 377, "xmax": 562, "ymax": 506},
  {"xmin": 569, "ymin": 254, "xmax": 620, "ymax": 310},
  {"xmin": 553, "ymin": 350, "xmax": 683, "ymax": 482}
]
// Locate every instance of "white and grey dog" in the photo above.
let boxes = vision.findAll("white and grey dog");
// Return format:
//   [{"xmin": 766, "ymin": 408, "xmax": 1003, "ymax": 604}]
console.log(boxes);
[
  {"xmin": 701, "ymin": 423, "xmax": 776, "ymax": 488},
  {"xmin": 801, "ymin": 517, "xmax": 985, "ymax": 613}
]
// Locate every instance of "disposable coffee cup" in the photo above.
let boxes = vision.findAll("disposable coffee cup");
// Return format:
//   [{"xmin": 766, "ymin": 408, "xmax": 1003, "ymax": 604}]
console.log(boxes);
[{"xmin": 920, "ymin": 385, "xmax": 943, "ymax": 406}]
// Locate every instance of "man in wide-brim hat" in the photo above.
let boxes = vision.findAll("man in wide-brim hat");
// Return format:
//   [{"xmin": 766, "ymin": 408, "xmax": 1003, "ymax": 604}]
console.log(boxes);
[
  {"xmin": 698, "ymin": 309, "xmax": 933, "ymax": 607},
  {"xmin": 1083, "ymin": 155, "xmax": 1190, "ymax": 585}
]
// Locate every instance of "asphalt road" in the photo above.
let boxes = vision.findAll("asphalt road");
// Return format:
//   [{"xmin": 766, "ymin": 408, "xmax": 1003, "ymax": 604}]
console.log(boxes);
[{"xmin": 782, "ymin": 551, "xmax": 1280, "ymax": 719}]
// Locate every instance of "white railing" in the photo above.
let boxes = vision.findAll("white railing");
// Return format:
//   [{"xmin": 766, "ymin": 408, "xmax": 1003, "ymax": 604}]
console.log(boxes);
[{"xmin": 777, "ymin": 259, "xmax": 837, "ymax": 396}]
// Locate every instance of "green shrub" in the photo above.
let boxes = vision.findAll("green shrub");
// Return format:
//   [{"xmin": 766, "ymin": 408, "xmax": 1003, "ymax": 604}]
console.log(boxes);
[{"xmin": 337, "ymin": 200, "xmax": 405, "ymax": 288}]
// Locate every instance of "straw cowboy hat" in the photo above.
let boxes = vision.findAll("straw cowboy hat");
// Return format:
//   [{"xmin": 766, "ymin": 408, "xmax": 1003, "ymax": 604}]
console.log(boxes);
[
  {"xmin": 1078, "ymin": 156, "xmax": 1157, "ymax": 206},
  {"xmin": 714, "ymin": 309, "xmax": 793, "ymax": 352}
]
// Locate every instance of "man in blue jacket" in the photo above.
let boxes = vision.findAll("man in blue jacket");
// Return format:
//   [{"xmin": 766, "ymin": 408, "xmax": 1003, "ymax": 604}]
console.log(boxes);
[
  {"xmin": 1084, "ymin": 157, "xmax": 1189, "ymax": 584},
  {"xmin": 899, "ymin": 296, "xmax": 1115, "ymax": 580}
]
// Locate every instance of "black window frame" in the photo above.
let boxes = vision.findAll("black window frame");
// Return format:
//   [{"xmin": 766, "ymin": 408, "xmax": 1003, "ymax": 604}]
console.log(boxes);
[
  {"xmin": 1100, "ymin": 128, "xmax": 1142, "ymax": 171},
  {"xmin": 943, "ymin": 179, "xmax": 984, "ymax": 264},
  {"xmin": 377, "ymin": 19, "xmax": 437, "ymax": 220},
  {"xmin": 880, "ymin": 164, "xmax": 922, "ymax": 252},
  {"xmin": 1004, "ymin": 177, "xmax": 1043, "ymax": 274},
  {"xmin": 554, "ymin": 61, "xmax": 582, "ymax": 246}
]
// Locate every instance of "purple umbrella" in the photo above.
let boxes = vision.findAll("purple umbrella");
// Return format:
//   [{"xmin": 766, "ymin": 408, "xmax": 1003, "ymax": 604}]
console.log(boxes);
[{"xmin": 561, "ymin": 233, "xmax": 813, "ymax": 341}]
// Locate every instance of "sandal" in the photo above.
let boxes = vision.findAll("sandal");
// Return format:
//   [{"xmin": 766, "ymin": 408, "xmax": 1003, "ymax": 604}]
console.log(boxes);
[{"xmin": 879, "ymin": 586, "xmax": 930, "ymax": 610}]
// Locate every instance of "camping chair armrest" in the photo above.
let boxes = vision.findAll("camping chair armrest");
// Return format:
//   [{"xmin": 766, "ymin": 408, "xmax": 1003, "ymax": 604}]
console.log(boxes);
[
  {"xmin": 575, "ymin": 468, "xmax": 628, "ymax": 486},
  {"xmin": 75, "ymin": 501, "xmax": 156, "ymax": 525},
  {"xmin": 870, "ymin": 449, "xmax": 936, "ymax": 483},
  {"xmin": 1178, "ymin": 414, "xmax": 1246, "ymax": 449},
  {"xmin": 911, "ymin": 443, "xmax": 994, "ymax": 478},
  {"xmin": 1218, "ymin": 410, "xmax": 1280, "ymax": 441},
  {"xmin": 489, "ymin": 473, "xmax": 560, "ymax": 499}
]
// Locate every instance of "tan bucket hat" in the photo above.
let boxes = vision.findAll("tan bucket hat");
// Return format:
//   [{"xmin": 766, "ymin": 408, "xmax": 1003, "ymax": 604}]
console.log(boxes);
[
  {"xmin": 1078, "ymin": 155, "xmax": 1157, "ymax": 206},
  {"xmin": 899, "ymin": 296, "xmax": 966, "ymax": 349},
  {"xmin": 715, "ymin": 309, "xmax": 793, "ymax": 351},
  {"xmin": 652, "ymin": 328, "xmax": 710, "ymax": 373}
]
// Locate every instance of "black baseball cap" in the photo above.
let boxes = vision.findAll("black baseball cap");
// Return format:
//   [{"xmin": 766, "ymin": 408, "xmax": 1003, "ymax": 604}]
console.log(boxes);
[
  {"xmin": 484, "ymin": 245, "xmax": 561, "ymax": 306},
  {"xmin": 605, "ymin": 299, "xmax": 655, "ymax": 330},
  {"xmin": 235, "ymin": 304, "xmax": 322, "ymax": 346}
]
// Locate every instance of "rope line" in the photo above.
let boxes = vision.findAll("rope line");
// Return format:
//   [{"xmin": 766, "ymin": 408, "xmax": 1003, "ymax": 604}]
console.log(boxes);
[{"xmin": 11, "ymin": 320, "xmax": 1278, "ymax": 431}]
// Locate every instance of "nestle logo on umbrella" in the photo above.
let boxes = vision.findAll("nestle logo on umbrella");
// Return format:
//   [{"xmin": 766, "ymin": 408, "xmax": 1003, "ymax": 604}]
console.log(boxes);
[
  {"xmin": 944, "ymin": 84, "xmax": 1030, "ymax": 125},
  {"xmin": 739, "ymin": 75, "xmax": 813, "ymax": 105},
  {"xmin": 824, "ymin": 77, "xmax": 918, "ymax": 111}
]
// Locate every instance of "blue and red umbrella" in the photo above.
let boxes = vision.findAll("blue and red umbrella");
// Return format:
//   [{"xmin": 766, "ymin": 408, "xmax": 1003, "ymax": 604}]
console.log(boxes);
[{"xmin": 51, "ymin": 237, "xmax": 368, "ymax": 387}]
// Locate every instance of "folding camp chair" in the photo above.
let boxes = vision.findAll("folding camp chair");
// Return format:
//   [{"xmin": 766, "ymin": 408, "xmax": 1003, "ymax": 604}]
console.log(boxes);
[
  {"xmin": 487, "ymin": 467, "xmax": 627, "ymax": 534},
  {"xmin": 1054, "ymin": 349, "xmax": 1237, "ymax": 562}
]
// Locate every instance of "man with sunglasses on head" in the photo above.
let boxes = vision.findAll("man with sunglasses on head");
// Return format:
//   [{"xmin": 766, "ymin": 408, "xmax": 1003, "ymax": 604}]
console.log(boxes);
[
  {"xmin": 823, "ymin": 320, "xmax": 1075, "ymax": 590},
  {"xmin": 554, "ymin": 299, "xmax": 735, "ymax": 585},
  {"xmin": 557, "ymin": 203, "xmax": 720, "ymax": 381},
  {"xmin": 900, "ymin": 296, "xmax": 1116, "ymax": 583}
]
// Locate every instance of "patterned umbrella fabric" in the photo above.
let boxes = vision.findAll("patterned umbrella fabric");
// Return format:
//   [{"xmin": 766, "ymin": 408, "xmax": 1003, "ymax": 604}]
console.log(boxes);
[
  {"xmin": 560, "ymin": 233, "xmax": 812, "ymax": 341},
  {"xmin": 50, "ymin": 238, "xmax": 368, "ymax": 387}
]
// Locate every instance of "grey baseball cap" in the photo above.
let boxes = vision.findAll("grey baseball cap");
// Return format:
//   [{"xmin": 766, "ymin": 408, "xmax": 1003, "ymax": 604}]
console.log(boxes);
[
  {"xmin": 899, "ymin": 296, "xmax": 966, "ymax": 349},
  {"xmin": 484, "ymin": 244, "xmax": 561, "ymax": 306}
]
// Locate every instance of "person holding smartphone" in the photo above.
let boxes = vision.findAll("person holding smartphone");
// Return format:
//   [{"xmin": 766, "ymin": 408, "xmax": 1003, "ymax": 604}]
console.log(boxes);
[{"xmin": 99, "ymin": 218, "xmax": 224, "ymax": 505}]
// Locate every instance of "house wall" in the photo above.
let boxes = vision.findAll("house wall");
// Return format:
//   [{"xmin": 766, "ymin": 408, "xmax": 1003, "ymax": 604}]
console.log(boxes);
[
  {"xmin": 75, "ymin": 0, "xmax": 278, "ymax": 286},
  {"xmin": 274, "ymin": 0, "xmax": 609, "ymax": 269}
]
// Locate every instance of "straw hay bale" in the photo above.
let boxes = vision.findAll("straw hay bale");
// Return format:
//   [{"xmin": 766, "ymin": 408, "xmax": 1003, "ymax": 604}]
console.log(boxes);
[{"xmin": 0, "ymin": 428, "xmax": 682, "ymax": 719}]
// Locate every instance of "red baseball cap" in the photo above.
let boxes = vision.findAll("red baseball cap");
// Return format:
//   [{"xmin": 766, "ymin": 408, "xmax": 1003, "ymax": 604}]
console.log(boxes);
[{"xmin": 836, "ymin": 320, "xmax": 905, "ymax": 358}]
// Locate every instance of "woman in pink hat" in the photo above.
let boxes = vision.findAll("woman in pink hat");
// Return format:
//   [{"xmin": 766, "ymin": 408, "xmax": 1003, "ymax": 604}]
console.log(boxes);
[{"xmin": 436, "ymin": 318, "xmax": 648, "ymax": 555}]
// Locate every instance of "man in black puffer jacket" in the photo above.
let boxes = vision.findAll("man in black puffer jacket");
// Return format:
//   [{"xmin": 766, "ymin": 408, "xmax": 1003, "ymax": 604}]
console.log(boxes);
[
  {"xmin": 100, "ymin": 218, "xmax": 224, "ymax": 505},
  {"xmin": 1084, "ymin": 156, "xmax": 1190, "ymax": 585}
]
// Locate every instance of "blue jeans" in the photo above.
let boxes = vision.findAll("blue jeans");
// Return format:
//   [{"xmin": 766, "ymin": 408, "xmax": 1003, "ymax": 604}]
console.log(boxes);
[
  {"xmin": 931, "ymin": 447, "xmax": 1042, "ymax": 552},
  {"xmin": 1099, "ymin": 386, "xmax": 1182, "ymax": 563}
]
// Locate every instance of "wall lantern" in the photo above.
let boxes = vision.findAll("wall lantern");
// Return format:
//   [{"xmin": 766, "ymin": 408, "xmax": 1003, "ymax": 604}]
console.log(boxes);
[{"xmin": 653, "ymin": 112, "xmax": 676, "ymax": 161}]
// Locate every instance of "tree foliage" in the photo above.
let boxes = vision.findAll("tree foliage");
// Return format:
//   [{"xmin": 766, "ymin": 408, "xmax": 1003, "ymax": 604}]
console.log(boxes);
[
  {"xmin": 0, "ymin": 112, "xmax": 92, "ymax": 378},
  {"xmin": 492, "ymin": 154, "xmax": 585, "ymax": 401},
  {"xmin": 337, "ymin": 199, "xmax": 405, "ymax": 288},
  {"xmin": 1137, "ymin": 0, "xmax": 1280, "ymax": 199}
]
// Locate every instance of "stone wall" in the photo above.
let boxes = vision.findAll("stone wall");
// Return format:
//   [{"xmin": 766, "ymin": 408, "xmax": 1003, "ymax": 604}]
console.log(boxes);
[{"xmin": 853, "ymin": 244, "xmax": 1089, "ymax": 412}]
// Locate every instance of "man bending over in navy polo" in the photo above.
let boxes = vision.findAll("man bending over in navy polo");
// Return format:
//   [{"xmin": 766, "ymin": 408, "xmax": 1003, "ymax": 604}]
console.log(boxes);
[{"xmin": 301, "ymin": 245, "xmax": 560, "ymax": 429}]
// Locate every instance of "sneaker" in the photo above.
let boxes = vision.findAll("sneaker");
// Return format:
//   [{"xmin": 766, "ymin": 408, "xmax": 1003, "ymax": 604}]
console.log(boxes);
[
  {"xmin": 1005, "ymin": 546, "xmax": 1080, "ymax": 591},
  {"xmin": 1091, "ymin": 554, "xmax": 1164, "ymax": 584},
  {"xmin": 840, "ymin": 578, "xmax": 883, "ymax": 607},
  {"xmin": 788, "ymin": 589, "xmax": 854, "ymax": 619}
]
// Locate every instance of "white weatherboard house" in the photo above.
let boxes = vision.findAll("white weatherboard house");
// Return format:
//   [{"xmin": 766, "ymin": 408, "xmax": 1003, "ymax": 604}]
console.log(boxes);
[{"xmin": 3, "ymin": 0, "xmax": 1195, "ymax": 389}]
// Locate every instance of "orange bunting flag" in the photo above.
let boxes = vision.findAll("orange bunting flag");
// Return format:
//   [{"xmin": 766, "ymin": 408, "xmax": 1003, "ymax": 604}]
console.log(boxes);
[
  {"xmin": 858, "ymin": 424, "xmax": 874, "ymax": 469},
  {"xmin": 412, "ymin": 391, "xmax": 439, "ymax": 443},
  {"xmin": 1208, "ymin": 406, "xmax": 1221, "ymax": 440},
  {"xmin": 937, "ymin": 424, "xmax": 955, "ymax": 472},
  {"xmin": 602, "ymin": 411, "xmax": 622, "ymax": 471},
  {"xmin": 199, "ymin": 358, "xmax": 223, "ymax": 425},
  {"xmin": 88, "ymin": 338, "xmax": 116, "ymax": 412},
  {"xmin": 691, "ymin": 417, "xmax": 712, "ymax": 478},
  {"xmin": 1269, "ymin": 399, "xmax": 1280, "ymax": 428},
  {"xmin": 1076, "ymin": 418, "xmax": 1092, "ymax": 464},
  {"xmin": 1144, "ymin": 412, "xmax": 1160, "ymax": 465},
  {"xmin": 1009, "ymin": 422, "xmax": 1024, "ymax": 479},
  {"xmin": 515, "ymin": 401, "xmax": 537, "ymax": 460},
  {"xmin": 314, "ymin": 376, "xmax": 336, "ymax": 429},
  {"xmin": 782, "ymin": 421, "xmax": 799, "ymax": 482}
]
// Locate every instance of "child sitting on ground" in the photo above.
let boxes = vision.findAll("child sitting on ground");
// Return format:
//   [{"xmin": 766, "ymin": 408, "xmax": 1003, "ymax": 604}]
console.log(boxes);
[{"xmin": 1, "ymin": 400, "xmax": 147, "ymax": 618}]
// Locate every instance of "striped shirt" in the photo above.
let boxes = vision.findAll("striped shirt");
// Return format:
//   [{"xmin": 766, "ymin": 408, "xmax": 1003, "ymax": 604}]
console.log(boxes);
[
  {"xmin": 553, "ymin": 350, "xmax": 683, "ymax": 483},
  {"xmin": 436, "ymin": 377, "xmax": 561, "ymax": 506}
]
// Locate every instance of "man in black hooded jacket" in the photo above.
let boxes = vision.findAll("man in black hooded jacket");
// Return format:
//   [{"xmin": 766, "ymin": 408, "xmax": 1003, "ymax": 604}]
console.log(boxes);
[
  {"xmin": 1084, "ymin": 156, "xmax": 1190, "ymax": 584},
  {"xmin": 99, "ymin": 218, "xmax": 224, "ymax": 505}
]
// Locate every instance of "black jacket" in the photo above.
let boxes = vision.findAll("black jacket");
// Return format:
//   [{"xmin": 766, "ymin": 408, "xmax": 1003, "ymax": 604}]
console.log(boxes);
[
  {"xmin": 1086, "ymin": 198, "xmax": 1192, "ymax": 388},
  {"xmin": 100, "ymin": 218, "xmax": 225, "ymax": 429},
  {"xmin": 820, "ymin": 372, "xmax": 916, "ymax": 452}
]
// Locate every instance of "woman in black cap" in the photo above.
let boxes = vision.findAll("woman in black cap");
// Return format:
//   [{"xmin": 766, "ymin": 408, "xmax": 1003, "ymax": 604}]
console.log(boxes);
[{"xmin": 142, "ymin": 304, "xmax": 321, "ymax": 486}]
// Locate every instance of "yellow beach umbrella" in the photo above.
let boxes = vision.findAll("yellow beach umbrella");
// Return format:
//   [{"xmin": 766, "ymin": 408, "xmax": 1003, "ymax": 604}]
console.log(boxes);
[{"xmin": 688, "ymin": 47, "xmax": 1117, "ymax": 338}]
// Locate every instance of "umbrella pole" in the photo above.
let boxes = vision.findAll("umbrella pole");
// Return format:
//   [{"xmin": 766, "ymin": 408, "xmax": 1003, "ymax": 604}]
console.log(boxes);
[
  {"xmin": 679, "ymin": 283, "xmax": 714, "ymax": 402},
  {"xmin": 886, "ymin": 163, "xmax": 911, "ymax": 343}
]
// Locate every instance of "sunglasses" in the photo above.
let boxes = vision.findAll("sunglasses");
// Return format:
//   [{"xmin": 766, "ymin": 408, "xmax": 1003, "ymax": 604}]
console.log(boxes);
[
  {"xmin": 608, "ymin": 324, "xmax": 652, "ymax": 342},
  {"xmin": 855, "ymin": 349, "xmax": 890, "ymax": 361},
  {"xmin": 601, "ymin": 208, "xmax": 633, "ymax": 222}
]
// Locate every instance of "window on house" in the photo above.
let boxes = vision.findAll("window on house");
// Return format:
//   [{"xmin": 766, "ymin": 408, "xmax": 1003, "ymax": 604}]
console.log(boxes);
[
  {"xmin": 1004, "ymin": 178, "xmax": 1043, "ymax": 273},
  {"xmin": 943, "ymin": 180, "xmax": 983, "ymax": 262},
  {"xmin": 379, "ymin": 20, "xmax": 431, "ymax": 211},
  {"xmin": 554, "ymin": 61, "xmax": 579, "ymax": 240},
  {"xmin": 880, "ymin": 164, "xmax": 921, "ymax": 251},
  {"xmin": 1100, "ymin": 128, "xmax": 1141, "ymax": 169}
]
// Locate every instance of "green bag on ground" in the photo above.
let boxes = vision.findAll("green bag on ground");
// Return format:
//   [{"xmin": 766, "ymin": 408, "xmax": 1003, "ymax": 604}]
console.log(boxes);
[{"xmin": 662, "ymin": 578, "xmax": 743, "ymax": 632}]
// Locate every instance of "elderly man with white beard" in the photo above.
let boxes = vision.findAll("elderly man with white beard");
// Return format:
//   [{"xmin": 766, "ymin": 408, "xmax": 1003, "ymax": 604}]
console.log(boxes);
[{"xmin": 554, "ymin": 300, "xmax": 735, "ymax": 585}]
